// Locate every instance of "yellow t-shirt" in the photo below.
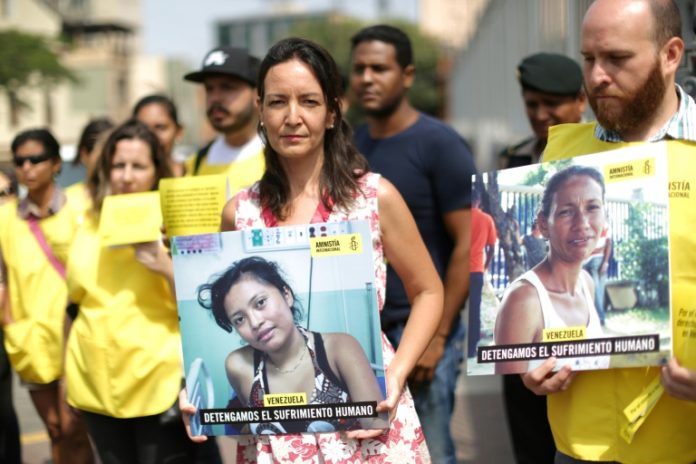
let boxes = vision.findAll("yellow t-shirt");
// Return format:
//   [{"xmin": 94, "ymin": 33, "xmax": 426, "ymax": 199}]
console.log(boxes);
[
  {"xmin": 184, "ymin": 138, "xmax": 265, "ymax": 196},
  {"xmin": 0, "ymin": 199, "xmax": 78, "ymax": 383},
  {"xmin": 544, "ymin": 122, "xmax": 696, "ymax": 464},
  {"xmin": 64, "ymin": 181, "xmax": 93, "ymax": 223},
  {"xmin": 65, "ymin": 214, "xmax": 182, "ymax": 418}
]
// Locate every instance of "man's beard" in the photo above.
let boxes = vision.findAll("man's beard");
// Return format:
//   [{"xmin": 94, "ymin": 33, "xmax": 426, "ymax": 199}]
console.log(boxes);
[
  {"xmin": 361, "ymin": 93, "xmax": 404, "ymax": 119},
  {"xmin": 207, "ymin": 102, "xmax": 255, "ymax": 134},
  {"xmin": 588, "ymin": 59, "xmax": 666, "ymax": 135}
]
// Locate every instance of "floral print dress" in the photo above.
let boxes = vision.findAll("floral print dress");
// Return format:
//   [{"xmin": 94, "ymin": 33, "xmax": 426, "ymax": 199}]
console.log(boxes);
[{"xmin": 233, "ymin": 172, "xmax": 431, "ymax": 463}]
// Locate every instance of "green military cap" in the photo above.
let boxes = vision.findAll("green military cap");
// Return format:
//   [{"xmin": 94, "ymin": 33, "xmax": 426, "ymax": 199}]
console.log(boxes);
[{"xmin": 517, "ymin": 52, "xmax": 583, "ymax": 95}]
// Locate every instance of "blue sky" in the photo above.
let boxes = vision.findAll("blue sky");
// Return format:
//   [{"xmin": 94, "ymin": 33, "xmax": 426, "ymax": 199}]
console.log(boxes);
[{"xmin": 141, "ymin": 0, "xmax": 418, "ymax": 65}]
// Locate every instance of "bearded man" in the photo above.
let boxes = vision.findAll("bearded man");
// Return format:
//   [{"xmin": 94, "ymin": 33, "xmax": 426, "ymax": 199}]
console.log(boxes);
[
  {"xmin": 183, "ymin": 47, "xmax": 264, "ymax": 192},
  {"xmin": 524, "ymin": 1, "xmax": 696, "ymax": 463}
]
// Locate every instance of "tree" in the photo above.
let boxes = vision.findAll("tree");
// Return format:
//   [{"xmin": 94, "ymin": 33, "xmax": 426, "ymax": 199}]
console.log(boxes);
[
  {"xmin": 288, "ymin": 16, "xmax": 443, "ymax": 124},
  {"xmin": 0, "ymin": 29, "xmax": 76, "ymax": 126},
  {"xmin": 480, "ymin": 172, "xmax": 526, "ymax": 283},
  {"xmin": 521, "ymin": 158, "xmax": 573, "ymax": 186},
  {"xmin": 616, "ymin": 203, "xmax": 669, "ymax": 308}
]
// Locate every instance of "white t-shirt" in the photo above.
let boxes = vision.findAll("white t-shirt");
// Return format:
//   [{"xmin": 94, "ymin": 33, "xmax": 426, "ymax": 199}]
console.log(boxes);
[{"xmin": 206, "ymin": 135, "xmax": 264, "ymax": 166}]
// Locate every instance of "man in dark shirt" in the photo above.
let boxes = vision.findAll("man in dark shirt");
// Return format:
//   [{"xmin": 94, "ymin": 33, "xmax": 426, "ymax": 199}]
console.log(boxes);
[{"xmin": 350, "ymin": 24, "xmax": 476, "ymax": 464}]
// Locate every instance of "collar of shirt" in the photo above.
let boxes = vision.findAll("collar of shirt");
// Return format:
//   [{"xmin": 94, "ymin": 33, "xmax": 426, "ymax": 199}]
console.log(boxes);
[
  {"xmin": 17, "ymin": 186, "xmax": 66, "ymax": 219},
  {"xmin": 594, "ymin": 84, "xmax": 696, "ymax": 143}
]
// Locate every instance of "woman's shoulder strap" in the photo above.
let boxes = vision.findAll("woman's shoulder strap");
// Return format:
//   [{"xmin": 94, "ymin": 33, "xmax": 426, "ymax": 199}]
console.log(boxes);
[
  {"xmin": 310, "ymin": 331, "xmax": 348, "ymax": 391},
  {"xmin": 514, "ymin": 270, "xmax": 553, "ymax": 328}
]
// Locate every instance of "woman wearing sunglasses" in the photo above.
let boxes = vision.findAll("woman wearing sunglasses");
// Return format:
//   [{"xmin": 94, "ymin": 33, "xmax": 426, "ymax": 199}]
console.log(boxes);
[{"xmin": 0, "ymin": 129, "xmax": 94, "ymax": 464}]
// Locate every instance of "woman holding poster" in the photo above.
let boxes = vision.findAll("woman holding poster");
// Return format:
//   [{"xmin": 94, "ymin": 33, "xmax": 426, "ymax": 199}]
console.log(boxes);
[
  {"xmin": 494, "ymin": 165, "xmax": 608, "ymax": 374},
  {"xmin": 181, "ymin": 38, "xmax": 443, "ymax": 463},
  {"xmin": 64, "ymin": 120, "xmax": 201, "ymax": 463},
  {"xmin": 197, "ymin": 256, "xmax": 387, "ymax": 434}
]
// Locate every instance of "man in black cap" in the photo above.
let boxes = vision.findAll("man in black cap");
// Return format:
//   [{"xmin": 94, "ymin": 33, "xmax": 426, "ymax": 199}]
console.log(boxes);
[
  {"xmin": 499, "ymin": 52, "xmax": 586, "ymax": 169},
  {"xmin": 183, "ymin": 46, "xmax": 264, "ymax": 193}
]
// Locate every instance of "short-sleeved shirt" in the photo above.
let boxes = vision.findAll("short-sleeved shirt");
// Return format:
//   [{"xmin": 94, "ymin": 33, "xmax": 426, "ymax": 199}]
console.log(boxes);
[
  {"xmin": 470, "ymin": 207, "xmax": 497, "ymax": 273},
  {"xmin": 0, "ymin": 187, "xmax": 66, "ymax": 284},
  {"xmin": 184, "ymin": 135, "xmax": 265, "ymax": 195},
  {"xmin": 354, "ymin": 113, "xmax": 477, "ymax": 326}
]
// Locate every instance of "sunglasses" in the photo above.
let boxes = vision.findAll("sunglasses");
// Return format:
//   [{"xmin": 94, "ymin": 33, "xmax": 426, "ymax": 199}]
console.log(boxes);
[{"xmin": 12, "ymin": 153, "xmax": 53, "ymax": 167}]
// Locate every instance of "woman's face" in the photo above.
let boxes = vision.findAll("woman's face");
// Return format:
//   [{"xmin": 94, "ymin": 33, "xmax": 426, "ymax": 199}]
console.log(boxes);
[
  {"xmin": 539, "ymin": 175, "xmax": 605, "ymax": 263},
  {"xmin": 259, "ymin": 58, "xmax": 335, "ymax": 163},
  {"xmin": 134, "ymin": 103, "xmax": 181, "ymax": 157},
  {"xmin": 223, "ymin": 275, "xmax": 295, "ymax": 353},
  {"xmin": 109, "ymin": 138, "xmax": 157, "ymax": 195},
  {"xmin": 13, "ymin": 140, "xmax": 60, "ymax": 194}
]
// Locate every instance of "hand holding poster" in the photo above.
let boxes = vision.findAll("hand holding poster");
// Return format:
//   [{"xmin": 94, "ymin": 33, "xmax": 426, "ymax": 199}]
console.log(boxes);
[
  {"xmin": 468, "ymin": 143, "xmax": 672, "ymax": 375},
  {"xmin": 172, "ymin": 220, "xmax": 388, "ymax": 435}
]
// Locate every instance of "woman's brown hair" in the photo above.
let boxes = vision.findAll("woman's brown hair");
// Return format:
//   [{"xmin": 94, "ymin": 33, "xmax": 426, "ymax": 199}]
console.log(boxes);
[
  {"xmin": 87, "ymin": 119, "xmax": 172, "ymax": 212},
  {"xmin": 256, "ymin": 37, "xmax": 369, "ymax": 220}
]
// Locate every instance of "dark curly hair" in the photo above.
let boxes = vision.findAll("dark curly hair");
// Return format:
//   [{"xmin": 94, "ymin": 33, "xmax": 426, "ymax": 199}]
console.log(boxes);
[
  {"xmin": 197, "ymin": 256, "xmax": 303, "ymax": 333},
  {"xmin": 11, "ymin": 128, "xmax": 61, "ymax": 162}
]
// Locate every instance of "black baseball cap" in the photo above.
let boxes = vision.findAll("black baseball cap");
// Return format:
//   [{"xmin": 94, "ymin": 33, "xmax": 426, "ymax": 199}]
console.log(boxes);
[
  {"xmin": 517, "ymin": 52, "xmax": 583, "ymax": 95},
  {"xmin": 184, "ymin": 46, "xmax": 260, "ymax": 86}
]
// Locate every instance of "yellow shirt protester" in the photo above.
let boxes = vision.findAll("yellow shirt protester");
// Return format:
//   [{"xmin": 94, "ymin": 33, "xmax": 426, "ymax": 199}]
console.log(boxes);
[
  {"xmin": 184, "ymin": 135, "xmax": 265, "ymax": 195},
  {"xmin": 65, "ymin": 214, "xmax": 181, "ymax": 418},
  {"xmin": 0, "ymin": 191, "xmax": 80, "ymax": 384},
  {"xmin": 544, "ymin": 122, "xmax": 696, "ymax": 464}
]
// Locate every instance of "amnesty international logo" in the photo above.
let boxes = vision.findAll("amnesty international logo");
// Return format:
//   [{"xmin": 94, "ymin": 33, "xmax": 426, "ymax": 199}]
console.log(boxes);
[
  {"xmin": 604, "ymin": 158, "xmax": 655, "ymax": 182},
  {"xmin": 643, "ymin": 159, "xmax": 652, "ymax": 175},
  {"xmin": 310, "ymin": 234, "xmax": 363, "ymax": 257},
  {"xmin": 669, "ymin": 180, "xmax": 691, "ymax": 198}
]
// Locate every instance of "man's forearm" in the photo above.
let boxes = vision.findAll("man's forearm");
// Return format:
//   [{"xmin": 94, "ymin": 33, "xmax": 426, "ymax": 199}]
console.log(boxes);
[
  {"xmin": 438, "ymin": 245, "xmax": 470, "ymax": 337},
  {"xmin": 437, "ymin": 208, "xmax": 472, "ymax": 338}
]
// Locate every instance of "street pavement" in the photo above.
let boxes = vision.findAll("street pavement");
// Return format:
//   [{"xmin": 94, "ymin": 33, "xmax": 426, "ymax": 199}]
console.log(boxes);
[{"xmin": 15, "ymin": 366, "xmax": 514, "ymax": 463}]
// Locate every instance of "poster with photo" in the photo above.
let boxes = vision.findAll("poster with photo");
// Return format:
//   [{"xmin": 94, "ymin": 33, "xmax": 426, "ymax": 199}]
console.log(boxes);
[
  {"xmin": 468, "ymin": 143, "xmax": 672, "ymax": 375},
  {"xmin": 172, "ymin": 220, "xmax": 388, "ymax": 436}
]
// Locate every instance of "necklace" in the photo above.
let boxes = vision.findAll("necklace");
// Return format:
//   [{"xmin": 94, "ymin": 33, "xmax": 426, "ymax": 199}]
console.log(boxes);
[{"xmin": 268, "ymin": 345, "xmax": 307, "ymax": 374}]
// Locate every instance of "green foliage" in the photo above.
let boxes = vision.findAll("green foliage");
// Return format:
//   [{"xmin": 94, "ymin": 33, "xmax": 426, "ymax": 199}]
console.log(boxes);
[
  {"xmin": 287, "ymin": 16, "xmax": 364, "ymax": 79},
  {"xmin": 288, "ymin": 16, "xmax": 443, "ymax": 122},
  {"xmin": 606, "ymin": 306, "xmax": 670, "ymax": 332},
  {"xmin": 0, "ymin": 29, "xmax": 76, "ymax": 106},
  {"xmin": 521, "ymin": 158, "xmax": 573, "ymax": 186},
  {"xmin": 616, "ymin": 203, "xmax": 669, "ymax": 306}
]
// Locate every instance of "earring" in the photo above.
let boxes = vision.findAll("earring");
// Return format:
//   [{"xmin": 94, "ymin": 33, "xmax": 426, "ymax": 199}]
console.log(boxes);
[
  {"xmin": 260, "ymin": 121, "xmax": 265, "ymax": 127},
  {"xmin": 327, "ymin": 124, "xmax": 334, "ymax": 130}
]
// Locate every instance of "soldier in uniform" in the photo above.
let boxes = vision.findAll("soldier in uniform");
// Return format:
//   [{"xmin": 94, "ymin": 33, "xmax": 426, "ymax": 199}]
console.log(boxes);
[{"xmin": 499, "ymin": 53, "xmax": 586, "ymax": 169}]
